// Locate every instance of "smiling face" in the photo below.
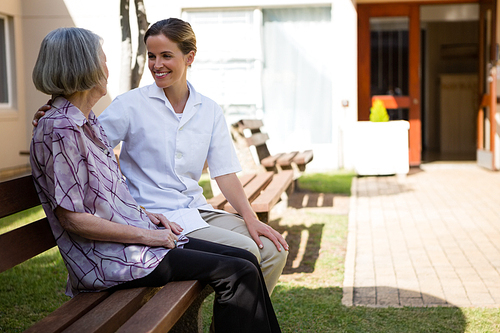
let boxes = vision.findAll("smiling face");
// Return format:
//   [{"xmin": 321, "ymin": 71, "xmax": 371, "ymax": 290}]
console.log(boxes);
[{"xmin": 146, "ymin": 34, "xmax": 194, "ymax": 92}]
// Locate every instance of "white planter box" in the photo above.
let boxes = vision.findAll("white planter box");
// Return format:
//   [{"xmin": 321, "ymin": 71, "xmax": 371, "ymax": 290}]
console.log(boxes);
[{"xmin": 352, "ymin": 120, "xmax": 410, "ymax": 176}]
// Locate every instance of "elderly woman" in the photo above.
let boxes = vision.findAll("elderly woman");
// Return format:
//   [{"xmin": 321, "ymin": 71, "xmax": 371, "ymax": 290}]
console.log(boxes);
[{"xmin": 30, "ymin": 27, "xmax": 281, "ymax": 333}]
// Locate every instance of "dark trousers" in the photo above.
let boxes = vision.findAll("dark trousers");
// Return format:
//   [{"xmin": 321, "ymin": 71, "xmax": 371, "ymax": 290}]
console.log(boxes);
[{"xmin": 110, "ymin": 238, "xmax": 281, "ymax": 333}]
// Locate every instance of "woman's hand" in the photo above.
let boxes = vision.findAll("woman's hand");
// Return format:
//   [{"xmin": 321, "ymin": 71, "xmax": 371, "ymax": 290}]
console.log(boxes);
[
  {"xmin": 144, "ymin": 228, "xmax": 179, "ymax": 249},
  {"xmin": 55, "ymin": 206, "xmax": 179, "ymax": 249},
  {"xmin": 215, "ymin": 173, "xmax": 289, "ymax": 251},
  {"xmin": 244, "ymin": 216, "xmax": 289, "ymax": 252},
  {"xmin": 144, "ymin": 210, "xmax": 183, "ymax": 235},
  {"xmin": 32, "ymin": 102, "xmax": 51, "ymax": 127}
]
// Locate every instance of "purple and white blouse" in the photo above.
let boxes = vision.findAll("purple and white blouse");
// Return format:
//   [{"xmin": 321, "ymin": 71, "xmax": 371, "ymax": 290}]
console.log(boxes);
[{"xmin": 30, "ymin": 97, "xmax": 170, "ymax": 297}]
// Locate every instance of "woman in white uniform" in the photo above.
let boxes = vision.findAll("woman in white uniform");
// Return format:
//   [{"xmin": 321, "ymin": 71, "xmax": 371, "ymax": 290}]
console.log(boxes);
[{"xmin": 35, "ymin": 18, "xmax": 288, "ymax": 294}]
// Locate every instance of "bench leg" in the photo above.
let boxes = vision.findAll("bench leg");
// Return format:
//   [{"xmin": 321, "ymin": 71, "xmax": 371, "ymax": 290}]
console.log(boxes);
[
  {"xmin": 288, "ymin": 181, "xmax": 296, "ymax": 196},
  {"xmin": 257, "ymin": 212, "xmax": 269, "ymax": 223},
  {"xmin": 169, "ymin": 285, "xmax": 214, "ymax": 333},
  {"xmin": 256, "ymin": 180, "xmax": 294, "ymax": 224}
]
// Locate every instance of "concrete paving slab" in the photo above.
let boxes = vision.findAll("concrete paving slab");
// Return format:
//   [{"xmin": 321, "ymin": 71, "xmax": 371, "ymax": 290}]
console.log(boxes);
[{"xmin": 342, "ymin": 165, "xmax": 500, "ymax": 308}]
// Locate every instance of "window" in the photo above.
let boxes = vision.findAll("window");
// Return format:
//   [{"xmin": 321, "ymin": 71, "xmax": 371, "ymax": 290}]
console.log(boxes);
[
  {"xmin": 184, "ymin": 7, "xmax": 333, "ymax": 151},
  {"xmin": 0, "ymin": 14, "xmax": 12, "ymax": 106},
  {"xmin": 262, "ymin": 7, "xmax": 333, "ymax": 146},
  {"xmin": 183, "ymin": 10, "xmax": 263, "ymax": 121}
]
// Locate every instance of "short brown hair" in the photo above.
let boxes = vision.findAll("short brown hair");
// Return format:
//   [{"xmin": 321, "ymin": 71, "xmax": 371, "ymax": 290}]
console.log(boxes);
[{"xmin": 144, "ymin": 18, "xmax": 197, "ymax": 55}]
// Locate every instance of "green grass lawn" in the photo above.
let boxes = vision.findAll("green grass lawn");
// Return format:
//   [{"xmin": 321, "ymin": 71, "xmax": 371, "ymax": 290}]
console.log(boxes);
[
  {"xmin": 297, "ymin": 170, "xmax": 356, "ymax": 195},
  {"xmin": 2, "ymin": 172, "xmax": 500, "ymax": 332}
]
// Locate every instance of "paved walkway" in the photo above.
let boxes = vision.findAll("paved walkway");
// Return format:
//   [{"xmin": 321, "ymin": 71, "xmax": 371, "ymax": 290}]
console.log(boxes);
[{"xmin": 342, "ymin": 163, "xmax": 500, "ymax": 308}]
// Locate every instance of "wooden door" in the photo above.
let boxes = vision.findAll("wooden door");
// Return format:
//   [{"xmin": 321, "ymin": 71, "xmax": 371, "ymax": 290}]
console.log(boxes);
[
  {"xmin": 358, "ymin": 3, "xmax": 421, "ymax": 166},
  {"xmin": 477, "ymin": 0, "xmax": 498, "ymax": 170}
]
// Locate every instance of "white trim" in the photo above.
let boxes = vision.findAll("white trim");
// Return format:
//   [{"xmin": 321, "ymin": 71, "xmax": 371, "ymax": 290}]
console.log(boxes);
[{"xmin": 0, "ymin": 14, "xmax": 13, "ymax": 109}]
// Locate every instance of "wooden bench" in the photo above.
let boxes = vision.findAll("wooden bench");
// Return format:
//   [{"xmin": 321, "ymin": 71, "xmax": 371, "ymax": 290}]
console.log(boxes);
[
  {"xmin": 231, "ymin": 119, "xmax": 314, "ymax": 175},
  {"xmin": 0, "ymin": 175, "xmax": 212, "ymax": 333},
  {"xmin": 207, "ymin": 170, "xmax": 294, "ymax": 223}
]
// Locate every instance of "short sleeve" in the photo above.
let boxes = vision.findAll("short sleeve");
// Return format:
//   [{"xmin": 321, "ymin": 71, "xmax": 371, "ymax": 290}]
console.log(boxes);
[
  {"xmin": 32, "ymin": 117, "xmax": 88, "ymax": 213},
  {"xmin": 206, "ymin": 105, "xmax": 242, "ymax": 178},
  {"xmin": 98, "ymin": 97, "xmax": 130, "ymax": 148}
]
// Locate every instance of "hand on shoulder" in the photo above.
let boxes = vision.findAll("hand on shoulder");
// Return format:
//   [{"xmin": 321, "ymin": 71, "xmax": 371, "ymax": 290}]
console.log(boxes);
[{"xmin": 33, "ymin": 101, "xmax": 52, "ymax": 127}]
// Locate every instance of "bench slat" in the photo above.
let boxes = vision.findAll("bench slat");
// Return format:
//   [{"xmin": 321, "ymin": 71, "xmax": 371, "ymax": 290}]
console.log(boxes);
[
  {"xmin": 24, "ymin": 291, "xmax": 110, "ymax": 333},
  {"xmin": 245, "ymin": 132, "xmax": 269, "ymax": 147},
  {"xmin": 277, "ymin": 152, "xmax": 298, "ymax": 167},
  {"xmin": 235, "ymin": 119, "xmax": 264, "ymax": 131},
  {"xmin": 63, "ymin": 287, "xmax": 160, "ymax": 333},
  {"xmin": 232, "ymin": 119, "xmax": 313, "ymax": 174},
  {"xmin": 0, "ymin": 218, "xmax": 56, "ymax": 273},
  {"xmin": 252, "ymin": 170, "xmax": 294, "ymax": 213},
  {"xmin": 207, "ymin": 193, "xmax": 228, "ymax": 210},
  {"xmin": 224, "ymin": 172, "xmax": 274, "ymax": 213},
  {"xmin": 237, "ymin": 173, "xmax": 258, "ymax": 187},
  {"xmin": 0, "ymin": 175, "xmax": 40, "ymax": 219},
  {"xmin": 261, "ymin": 153, "xmax": 283, "ymax": 168},
  {"xmin": 207, "ymin": 174, "xmax": 256, "ymax": 209},
  {"xmin": 293, "ymin": 150, "xmax": 314, "ymax": 166},
  {"xmin": 116, "ymin": 281, "xmax": 204, "ymax": 333}
]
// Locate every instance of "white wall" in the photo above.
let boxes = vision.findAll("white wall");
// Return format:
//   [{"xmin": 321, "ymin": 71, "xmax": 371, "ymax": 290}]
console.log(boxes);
[
  {"xmin": 168, "ymin": 0, "xmax": 358, "ymax": 172},
  {"xmin": 2, "ymin": 0, "xmax": 358, "ymax": 174},
  {"xmin": 331, "ymin": 0, "xmax": 358, "ymax": 170}
]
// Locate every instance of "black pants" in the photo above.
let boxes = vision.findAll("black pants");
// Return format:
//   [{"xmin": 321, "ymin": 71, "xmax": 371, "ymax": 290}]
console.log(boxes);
[{"xmin": 110, "ymin": 238, "xmax": 281, "ymax": 333}]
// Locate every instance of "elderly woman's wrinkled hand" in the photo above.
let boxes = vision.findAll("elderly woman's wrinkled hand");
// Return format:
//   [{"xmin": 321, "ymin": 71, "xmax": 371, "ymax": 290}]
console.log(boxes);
[{"xmin": 149, "ymin": 228, "xmax": 179, "ymax": 249}]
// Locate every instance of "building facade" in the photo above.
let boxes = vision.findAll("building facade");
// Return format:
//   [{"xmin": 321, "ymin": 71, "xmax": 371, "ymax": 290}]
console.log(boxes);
[{"xmin": 1, "ymin": 0, "xmax": 498, "ymax": 178}]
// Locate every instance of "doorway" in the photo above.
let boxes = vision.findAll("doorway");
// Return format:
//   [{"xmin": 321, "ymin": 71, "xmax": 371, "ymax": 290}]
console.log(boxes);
[
  {"xmin": 420, "ymin": 3, "xmax": 479, "ymax": 162},
  {"xmin": 358, "ymin": 2, "xmax": 490, "ymax": 166},
  {"xmin": 358, "ymin": 3, "xmax": 421, "ymax": 165}
]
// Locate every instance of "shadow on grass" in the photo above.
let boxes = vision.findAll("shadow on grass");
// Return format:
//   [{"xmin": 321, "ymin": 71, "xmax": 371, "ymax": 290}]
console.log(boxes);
[
  {"xmin": 288, "ymin": 191, "xmax": 336, "ymax": 209},
  {"xmin": 269, "ymin": 218, "xmax": 324, "ymax": 274},
  {"xmin": 271, "ymin": 285, "xmax": 467, "ymax": 333}
]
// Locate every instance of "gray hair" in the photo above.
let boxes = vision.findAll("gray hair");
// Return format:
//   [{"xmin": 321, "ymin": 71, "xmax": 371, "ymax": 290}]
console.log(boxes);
[{"xmin": 32, "ymin": 27, "xmax": 106, "ymax": 96}]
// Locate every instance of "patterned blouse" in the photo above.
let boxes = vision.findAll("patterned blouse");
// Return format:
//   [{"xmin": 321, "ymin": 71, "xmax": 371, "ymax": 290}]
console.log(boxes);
[{"xmin": 30, "ymin": 97, "xmax": 170, "ymax": 297}]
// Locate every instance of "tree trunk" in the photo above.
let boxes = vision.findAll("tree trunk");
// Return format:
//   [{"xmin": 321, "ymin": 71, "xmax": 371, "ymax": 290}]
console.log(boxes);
[
  {"xmin": 120, "ymin": 0, "xmax": 149, "ymax": 93},
  {"xmin": 120, "ymin": 0, "xmax": 132, "ymax": 93},
  {"xmin": 131, "ymin": 0, "xmax": 148, "ymax": 89}
]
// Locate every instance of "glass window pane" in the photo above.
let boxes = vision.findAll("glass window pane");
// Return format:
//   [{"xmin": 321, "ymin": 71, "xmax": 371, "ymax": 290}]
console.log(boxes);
[
  {"xmin": 370, "ymin": 17, "xmax": 409, "ymax": 97},
  {"xmin": 185, "ymin": 10, "xmax": 259, "ymax": 114},
  {"xmin": 262, "ymin": 7, "xmax": 332, "ymax": 145},
  {"xmin": 0, "ymin": 17, "xmax": 8, "ymax": 104}
]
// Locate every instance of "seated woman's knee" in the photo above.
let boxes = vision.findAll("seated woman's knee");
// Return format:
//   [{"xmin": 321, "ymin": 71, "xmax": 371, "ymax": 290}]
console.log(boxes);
[
  {"xmin": 262, "ymin": 237, "xmax": 288, "ymax": 262},
  {"xmin": 240, "ymin": 239, "xmax": 261, "ymax": 263},
  {"xmin": 233, "ymin": 246, "xmax": 260, "ymax": 268},
  {"xmin": 230, "ymin": 256, "xmax": 261, "ymax": 280}
]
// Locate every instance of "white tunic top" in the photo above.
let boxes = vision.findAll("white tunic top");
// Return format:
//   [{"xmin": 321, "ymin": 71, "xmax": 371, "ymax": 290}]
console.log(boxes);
[{"xmin": 99, "ymin": 81, "xmax": 242, "ymax": 234}]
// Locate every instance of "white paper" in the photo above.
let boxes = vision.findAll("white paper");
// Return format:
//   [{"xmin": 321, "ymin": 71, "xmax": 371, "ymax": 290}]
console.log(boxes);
[{"xmin": 161, "ymin": 208, "xmax": 210, "ymax": 235}]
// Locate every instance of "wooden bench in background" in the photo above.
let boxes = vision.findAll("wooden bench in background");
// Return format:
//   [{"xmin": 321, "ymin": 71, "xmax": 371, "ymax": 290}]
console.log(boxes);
[
  {"xmin": 0, "ymin": 175, "xmax": 212, "ymax": 333},
  {"xmin": 207, "ymin": 170, "xmax": 294, "ymax": 223},
  {"xmin": 231, "ymin": 119, "xmax": 314, "ymax": 175}
]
